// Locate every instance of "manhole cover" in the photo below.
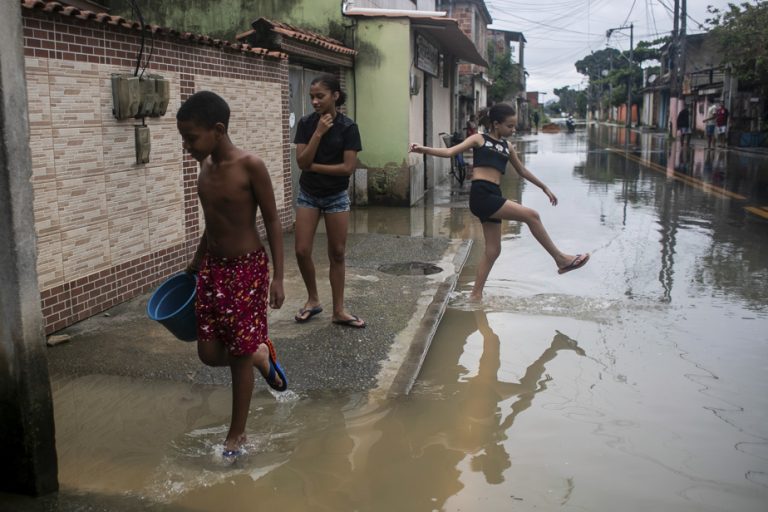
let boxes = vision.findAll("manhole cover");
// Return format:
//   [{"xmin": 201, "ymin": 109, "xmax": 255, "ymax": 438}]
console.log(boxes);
[{"xmin": 377, "ymin": 261, "xmax": 443, "ymax": 276}]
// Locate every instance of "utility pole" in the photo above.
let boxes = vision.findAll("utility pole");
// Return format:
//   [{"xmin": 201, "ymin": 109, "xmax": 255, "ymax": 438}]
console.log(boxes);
[
  {"xmin": 680, "ymin": 0, "xmax": 687, "ymax": 95},
  {"xmin": 671, "ymin": 0, "xmax": 680, "ymax": 96},
  {"xmin": 628, "ymin": 23, "xmax": 633, "ymax": 129},
  {"xmin": 606, "ymin": 24, "xmax": 634, "ymax": 130}
]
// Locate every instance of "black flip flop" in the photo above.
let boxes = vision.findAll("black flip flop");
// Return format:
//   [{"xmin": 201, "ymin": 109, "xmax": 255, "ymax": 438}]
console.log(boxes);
[
  {"xmin": 295, "ymin": 305, "xmax": 323, "ymax": 323},
  {"xmin": 332, "ymin": 315, "xmax": 366, "ymax": 328}
]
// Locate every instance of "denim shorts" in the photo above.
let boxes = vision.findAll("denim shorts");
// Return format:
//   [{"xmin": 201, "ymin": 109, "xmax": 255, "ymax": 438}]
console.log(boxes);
[{"xmin": 297, "ymin": 188, "xmax": 350, "ymax": 213}]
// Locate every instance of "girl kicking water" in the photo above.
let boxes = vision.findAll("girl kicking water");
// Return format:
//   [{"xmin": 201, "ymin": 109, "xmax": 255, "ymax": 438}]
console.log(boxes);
[{"xmin": 409, "ymin": 103, "xmax": 589, "ymax": 300}]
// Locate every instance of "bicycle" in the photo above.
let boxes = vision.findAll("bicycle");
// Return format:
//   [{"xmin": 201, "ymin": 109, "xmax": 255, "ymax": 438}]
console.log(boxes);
[{"xmin": 439, "ymin": 132, "xmax": 468, "ymax": 187}]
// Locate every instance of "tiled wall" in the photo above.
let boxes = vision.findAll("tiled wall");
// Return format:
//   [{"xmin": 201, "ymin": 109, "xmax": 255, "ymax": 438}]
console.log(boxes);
[{"xmin": 22, "ymin": 9, "xmax": 292, "ymax": 333}]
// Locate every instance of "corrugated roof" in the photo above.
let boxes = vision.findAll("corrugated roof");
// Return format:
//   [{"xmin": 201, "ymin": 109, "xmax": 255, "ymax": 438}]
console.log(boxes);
[{"xmin": 21, "ymin": 0, "xmax": 286, "ymax": 60}]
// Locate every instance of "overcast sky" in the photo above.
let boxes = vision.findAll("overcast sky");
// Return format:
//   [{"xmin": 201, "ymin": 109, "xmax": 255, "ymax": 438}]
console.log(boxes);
[{"xmin": 485, "ymin": 0, "xmax": 743, "ymax": 100}]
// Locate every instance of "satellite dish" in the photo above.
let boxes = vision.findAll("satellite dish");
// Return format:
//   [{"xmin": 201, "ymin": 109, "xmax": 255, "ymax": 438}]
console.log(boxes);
[
  {"xmin": 601, "ymin": 69, "xmax": 609, "ymax": 77},
  {"xmin": 647, "ymin": 74, "xmax": 658, "ymax": 84}
]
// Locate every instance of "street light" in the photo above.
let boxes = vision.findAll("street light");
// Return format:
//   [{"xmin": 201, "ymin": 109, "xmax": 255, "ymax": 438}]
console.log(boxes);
[{"xmin": 606, "ymin": 23, "xmax": 633, "ymax": 130}]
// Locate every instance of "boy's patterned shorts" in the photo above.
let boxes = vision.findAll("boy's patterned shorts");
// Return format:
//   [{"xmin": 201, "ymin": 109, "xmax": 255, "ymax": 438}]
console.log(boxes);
[{"xmin": 195, "ymin": 248, "xmax": 269, "ymax": 356}]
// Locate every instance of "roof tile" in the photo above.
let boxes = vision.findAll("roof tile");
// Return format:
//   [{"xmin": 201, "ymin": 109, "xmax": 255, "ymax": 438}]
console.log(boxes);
[{"xmin": 21, "ymin": 0, "xmax": 286, "ymax": 60}]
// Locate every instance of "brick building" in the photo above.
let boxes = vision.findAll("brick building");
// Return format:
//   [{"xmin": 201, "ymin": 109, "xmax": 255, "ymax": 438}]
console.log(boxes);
[{"xmin": 20, "ymin": 0, "xmax": 292, "ymax": 333}]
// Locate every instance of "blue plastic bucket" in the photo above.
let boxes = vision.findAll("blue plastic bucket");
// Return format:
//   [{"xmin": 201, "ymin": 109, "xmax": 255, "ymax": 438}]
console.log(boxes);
[{"xmin": 147, "ymin": 272, "xmax": 198, "ymax": 342}]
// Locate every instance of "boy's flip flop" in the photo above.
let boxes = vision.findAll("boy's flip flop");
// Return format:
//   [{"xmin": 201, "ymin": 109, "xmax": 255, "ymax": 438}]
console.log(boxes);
[
  {"xmin": 294, "ymin": 305, "xmax": 323, "ymax": 323},
  {"xmin": 222, "ymin": 448, "xmax": 242, "ymax": 459},
  {"xmin": 263, "ymin": 338, "xmax": 288, "ymax": 392},
  {"xmin": 558, "ymin": 253, "xmax": 590, "ymax": 274}
]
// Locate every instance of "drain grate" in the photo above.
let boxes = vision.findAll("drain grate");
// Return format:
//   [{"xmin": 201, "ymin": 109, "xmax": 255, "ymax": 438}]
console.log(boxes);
[{"xmin": 377, "ymin": 261, "xmax": 443, "ymax": 276}]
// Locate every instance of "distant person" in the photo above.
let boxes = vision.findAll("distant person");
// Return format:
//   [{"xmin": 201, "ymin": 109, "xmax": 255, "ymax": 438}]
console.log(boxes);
[
  {"xmin": 676, "ymin": 103, "xmax": 691, "ymax": 146},
  {"xmin": 704, "ymin": 99, "xmax": 719, "ymax": 149},
  {"xmin": 466, "ymin": 114, "xmax": 478, "ymax": 138},
  {"xmin": 293, "ymin": 74, "xmax": 365, "ymax": 328},
  {"xmin": 532, "ymin": 110, "xmax": 540, "ymax": 133},
  {"xmin": 566, "ymin": 114, "xmax": 575, "ymax": 133},
  {"xmin": 715, "ymin": 103, "xmax": 729, "ymax": 147},
  {"xmin": 409, "ymin": 103, "xmax": 589, "ymax": 300},
  {"xmin": 177, "ymin": 91, "xmax": 287, "ymax": 459}
]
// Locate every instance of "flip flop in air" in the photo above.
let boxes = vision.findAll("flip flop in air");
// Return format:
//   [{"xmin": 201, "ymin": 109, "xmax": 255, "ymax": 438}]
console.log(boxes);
[
  {"xmin": 558, "ymin": 253, "xmax": 590, "ymax": 275},
  {"xmin": 263, "ymin": 338, "xmax": 288, "ymax": 392}
]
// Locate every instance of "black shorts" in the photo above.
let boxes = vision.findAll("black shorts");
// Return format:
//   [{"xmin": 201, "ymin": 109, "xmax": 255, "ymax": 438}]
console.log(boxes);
[{"xmin": 469, "ymin": 180, "xmax": 506, "ymax": 224}]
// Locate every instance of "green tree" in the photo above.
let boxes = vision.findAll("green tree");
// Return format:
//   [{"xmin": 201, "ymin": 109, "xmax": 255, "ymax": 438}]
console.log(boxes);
[
  {"xmin": 487, "ymin": 41, "xmax": 523, "ymax": 103},
  {"xmin": 707, "ymin": 1, "xmax": 768, "ymax": 86},
  {"xmin": 574, "ymin": 38, "xmax": 665, "ymax": 116},
  {"xmin": 552, "ymin": 86, "xmax": 587, "ymax": 117}
]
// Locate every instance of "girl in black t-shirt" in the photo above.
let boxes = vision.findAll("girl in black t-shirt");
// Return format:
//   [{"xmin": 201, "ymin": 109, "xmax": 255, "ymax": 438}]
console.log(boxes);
[{"xmin": 292, "ymin": 74, "xmax": 365, "ymax": 328}]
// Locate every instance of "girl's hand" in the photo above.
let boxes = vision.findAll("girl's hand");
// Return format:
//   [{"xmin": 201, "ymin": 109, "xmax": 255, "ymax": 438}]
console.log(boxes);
[
  {"xmin": 409, "ymin": 143, "xmax": 424, "ymax": 153},
  {"xmin": 315, "ymin": 113, "xmax": 334, "ymax": 136},
  {"xmin": 544, "ymin": 187, "xmax": 558, "ymax": 206}
]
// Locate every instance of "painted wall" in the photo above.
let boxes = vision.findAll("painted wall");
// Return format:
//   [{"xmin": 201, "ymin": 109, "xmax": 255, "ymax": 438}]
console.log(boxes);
[
  {"xmin": 431, "ymin": 71, "xmax": 452, "ymax": 181},
  {"xmin": 109, "ymin": 0, "xmax": 345, "ymax": 41},
  {"xmin": 355, "ymin": 18, "xmax": 413, "ymax": 205}
]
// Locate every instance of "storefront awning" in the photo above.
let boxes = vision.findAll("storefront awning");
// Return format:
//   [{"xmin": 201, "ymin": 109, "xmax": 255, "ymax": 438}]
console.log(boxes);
[{"xmin": 345, "ymin": 12, "xmax": 488, "ymax": 68}]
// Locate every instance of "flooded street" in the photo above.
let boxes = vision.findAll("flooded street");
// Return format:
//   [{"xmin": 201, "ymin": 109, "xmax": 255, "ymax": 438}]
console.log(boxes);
[{"xmin": 5, "ymin": 126, "xmax": 768, "ymax": 511}]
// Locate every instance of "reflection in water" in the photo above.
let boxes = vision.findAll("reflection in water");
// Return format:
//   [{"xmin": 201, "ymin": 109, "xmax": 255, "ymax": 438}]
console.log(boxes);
[
  {"xmin": 582, "ymin": 125, "xmax": 768, "ymax": 307},
  {"xmin": 359, "ymin": 309, "xmax": 586, "ymax": 510}
]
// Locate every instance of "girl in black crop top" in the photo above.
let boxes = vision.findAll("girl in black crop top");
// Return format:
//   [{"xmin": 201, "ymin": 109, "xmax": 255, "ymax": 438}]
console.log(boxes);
[{"xmin": 409, "ymin": 103, "xmax": 590, "ymax": 300}]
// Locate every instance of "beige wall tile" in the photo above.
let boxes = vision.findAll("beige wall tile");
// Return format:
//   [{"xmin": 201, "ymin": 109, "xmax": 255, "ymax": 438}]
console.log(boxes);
[
  {"xmin": 105, "ymin": 168, "xmax": 147, "ymax": 218},
  {"xmin": 61, "ymin": 221, "xmax": 111, "ymax": 281},
  {"xmin": 48, "ymin": 60, "xmax": 101, "ymax": 128},
  {"xmin": 148, "ymin": 202, "xmax": 184, "ymax": 251},
  {"xmin": 24, "ymin": 56, "xmax": 49, "ymax": 76},
  {"xmin": 102, "ymin": 123, "xmax": 139, "ymax": 170},
  {"xmin": 52, "ymin": 125, "xmax": 105, "ymax": 179},
  {"xmin": 33, "ymin": 179, "xmax": 60, "ymax": 237},
  {"xmin": 109, "ymin": 212, "xmax": 150, "ymax": 266},
  {"xmin": 145, "ymin": 121, "xmax": 184, "ymax": 166},
  {"xmin": 29, "ymin": 127, "xmax": 56, "ymax": 183},
  {"xmin": 26, "ymin": 72, "xmax": 53, "ymax": 129},
  {"xmin": 57, "ymin": 174, "xmax": 108, "ymax": 229},
  {"xmin": 145, "ymin": 163, "xmax": 183, "ymax": 205},
  {"xmin": 37, "ymin": 232, "xmax": 65, "ymax": 290}
]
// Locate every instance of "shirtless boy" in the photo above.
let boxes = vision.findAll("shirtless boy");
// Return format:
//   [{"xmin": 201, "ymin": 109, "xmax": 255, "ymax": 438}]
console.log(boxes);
[{"xmin": 176, "ymin": 91, "xmax": 286, "ymax": 457}]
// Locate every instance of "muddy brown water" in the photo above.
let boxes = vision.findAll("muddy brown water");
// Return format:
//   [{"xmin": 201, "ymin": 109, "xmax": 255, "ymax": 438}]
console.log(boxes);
[{"xmin": 4, "ymin": 126, "xmax": 767, "ymax": 511}]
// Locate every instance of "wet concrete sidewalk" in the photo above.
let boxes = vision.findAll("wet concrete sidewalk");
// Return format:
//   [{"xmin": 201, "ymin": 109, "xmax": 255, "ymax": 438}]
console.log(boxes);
[{"xmin": 46, "ymin": 232, "xmax": 471, "ymax": 398}]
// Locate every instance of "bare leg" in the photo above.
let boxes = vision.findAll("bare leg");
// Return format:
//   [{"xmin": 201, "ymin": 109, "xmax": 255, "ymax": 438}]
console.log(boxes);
[
  {"xmin": 325, "ymin": 211, "xmax": 363, "ymax": 326},
  {"xmin": 490, "ymin": 200, "xmax": 582, "ymax": 270},
  {"xmin": 470, "ymin": 222, "xmax": 502, "ymax": 300},
  {"xmin": 198, "ymin": 339, "xmax": 229, "ymax": 367},
  {"xmin": 199, "ymin": 341, "xmax": 281, "ymax": 452},
  {"xmin": 226, "ymin": 354, "xmax": 254, "ymax": 451},
  {"xmin": 295, "ymin": 207, "xmax": 322, "ymax": 315}
]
